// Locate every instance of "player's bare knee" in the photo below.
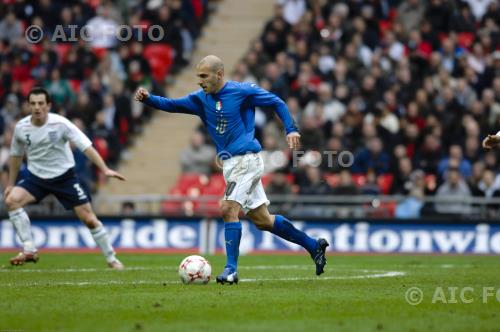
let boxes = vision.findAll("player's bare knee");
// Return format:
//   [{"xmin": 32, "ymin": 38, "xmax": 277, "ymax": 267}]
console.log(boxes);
[
  {"xmin": 5, "ymin": 194, "xmax": 23, "ymax": 211},
  {"xmin": 83, "ymin": 216, "xmax": 100, "ymax": 229},
  {"xmin": 79, "ymin": 211, "xmax": 100, "ymax": 228}
]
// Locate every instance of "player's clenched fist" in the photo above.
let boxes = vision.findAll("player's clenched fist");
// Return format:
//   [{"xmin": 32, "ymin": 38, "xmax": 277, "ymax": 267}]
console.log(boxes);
[
  {"xmin": 134, "ymin": 87, "xmax": 150, "ymax": 102},
  {"xmin": 482, "ymin": 134, "xmax": 500, "ymax": 150}
]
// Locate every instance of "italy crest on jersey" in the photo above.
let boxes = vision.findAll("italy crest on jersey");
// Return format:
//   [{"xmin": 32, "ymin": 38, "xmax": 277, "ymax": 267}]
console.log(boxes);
[{"xmin": 215, "ymin": 100, "xmax": 222, "ymax": 111}]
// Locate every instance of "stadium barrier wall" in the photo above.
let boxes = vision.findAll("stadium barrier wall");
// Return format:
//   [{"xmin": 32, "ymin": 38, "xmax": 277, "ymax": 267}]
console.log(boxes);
[{"xmin": 0, "ymin": 218, "xmax": 499, "ymax": 254}]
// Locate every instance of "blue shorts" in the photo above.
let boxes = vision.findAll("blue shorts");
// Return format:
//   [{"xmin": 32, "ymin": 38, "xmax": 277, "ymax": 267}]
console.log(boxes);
[{"xmin": 17, "ymin": 168, "xmax": 91, "ymax": 210}]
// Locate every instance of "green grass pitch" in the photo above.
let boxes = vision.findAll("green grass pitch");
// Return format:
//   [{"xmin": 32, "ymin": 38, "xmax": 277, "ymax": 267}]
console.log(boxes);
[{"xmin": 0, "ymin": 253, "xmax": 499, "ymax": 332}]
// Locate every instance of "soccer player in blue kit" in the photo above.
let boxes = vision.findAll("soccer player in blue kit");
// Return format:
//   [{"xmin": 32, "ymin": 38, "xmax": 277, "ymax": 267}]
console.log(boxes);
[{"xmin": 135, "ymin": 55, "xmax": 328, "ymax": 284}]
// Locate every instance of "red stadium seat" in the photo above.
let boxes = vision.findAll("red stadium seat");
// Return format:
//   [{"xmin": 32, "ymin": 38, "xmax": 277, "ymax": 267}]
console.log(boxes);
[
  {"xmin": 177, "ymin": 173, "xmax": 209, "ymax": 192},
  {"xmin": 68, "ymin": 79, "xmax": 81, "ymax": 92},
  {"xmin": 92, "ymin": 47, "xmax": 108, "ymax": 60},
  {"xmin": 55, "ymin": 43, "xmax": 72, "ymax": 64},
  {"xmin": 144, "ymin": 44, "xmax": 174, "ymax": 83},
  {"xmin": 377, "ymin": 174, "xmax": 394, "ymax": 194},
  {"xmin": 138, "ymin": 19, "xmax": 151, "ymax": 29},
  {"xmin": 208, "ymin": 173, "xmax": 226, "ymax": 192},
  {"xmin": 379, "ymin": 20, "xmax": 392, "ymax": 37},
  {"xmin": 20, "ymin": 79, "xmax": 36, "ymax": 97},
  {"xmin": 457, "ymin": 32, "xmax": 475, "ymax": 49},
  {"xmin": 261, "ymin": 174, "xmax": 271, "ymax": 188},
  {"xmin": 93, "ymin": 138, "xmax": 109, "ymax": 161},
  {"xmin": 196, "ymin": 186, "xmax": 221, "ymax": 217},
  {"xmin": 162, "ymin": 188, "xmax": 186, "ymax": 215}
]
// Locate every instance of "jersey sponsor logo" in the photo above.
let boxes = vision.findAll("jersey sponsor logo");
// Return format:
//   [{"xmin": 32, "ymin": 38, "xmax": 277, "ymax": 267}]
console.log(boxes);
[{"xmin": 215, "ymin": 100, "xmax": 222, "ymax": 111}]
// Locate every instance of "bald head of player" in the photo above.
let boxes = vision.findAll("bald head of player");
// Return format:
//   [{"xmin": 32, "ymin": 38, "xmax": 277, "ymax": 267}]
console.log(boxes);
[{"xmin": 196, "ymin": 55, "xmax": 225, "ymax": 94}]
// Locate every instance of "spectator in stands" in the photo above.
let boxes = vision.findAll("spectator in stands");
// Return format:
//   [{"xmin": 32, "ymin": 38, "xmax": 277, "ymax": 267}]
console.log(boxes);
[
  {"xmin": 352, "ymin": 137, "xmax": 390, "ymax": 175},
  {"xmin": 0, "ymin": 0, "xmax": 209, "ymax": 199},
  {"xmin": 304, "ymin": 82, "xmax": 345, "ymax": 124},
  {"xmin": 435, "ymin": 166, "xmax": 472, "ymax": 215},
  {"xmin": 469, "ymin": 161, "xmax": 486, "ymax": 194},
  {"xmin": 266, "ymin": 169, "xmax": 294, "ymax": 215},
  {"xmin": 390, "ymin": 157, "xmax": 414, "ymax": 195},
  {"xmin": 299, "ymin": 166, "xmax": 333, "ymax": 196},
  {"xmin": 395, "ymin": 188, "xmax": 425, "ymax": 219},
  {"xmin": 0, "ymin": 11, "xmax": 23, "ymax": 44},
  {"xmin": 180, "ymin": 131, "xmax": 216, "ymax": 176},
  {"xmin": 121, "ymin": 201, "xmax": 137, "ymax": 216},
  {"xmin": 414, "ymin": 133, "xmax": 442, "ymax": 175},
  {"xmin": 360, "ymin": 169, "xmax": 381, "ymax": 195},
  {"xmin": 450, "ymin": 4, "xmax": 477, "ymax": 33},
  {"xmin": 267, "ymin": 169, "xmax": 293, "ymax": 196},
  {"xmin": 332, "ymin": 170, "xmax": 359, "ymax": 196},
  {"xmin": 438, "ymin": 144, "xmax": 472, "ymax": 179},
  {"xmin": 91, "ymin": 110, "xmax": 121, "ymax": 168},
  {"xmin": 474, "ymin": 168, "xmax": 500, "ymax": 198},
  {"xmin": 299, "ymin": 115, "xmax": 325, "ymax": 152},
  {"xmin": 279, "ymin": 0, "xmax": 305, "ymax": 25},
  {"xmin": 85, "ymin": 3, "xmax": 120, "ymax": 49},
  {"xmin": 44, "ymin": 69, "xmax": 75, "ymax": 107},
  {"xmin": 0, "ymin": 94, "xmax": 20, "ymax": 130},
  {"xmin": 261, "ymin": 134, "xmax": 288, "ymax": 175}
]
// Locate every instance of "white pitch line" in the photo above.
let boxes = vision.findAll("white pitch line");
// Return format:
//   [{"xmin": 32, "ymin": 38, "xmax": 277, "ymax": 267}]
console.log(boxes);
[
  {"xmin": 0, "ymin": 270, "xmax": 406, "ymax": 288},
  {"xmin": 241, "ymin": 271, "xmax": 406, "ymax": 282}
]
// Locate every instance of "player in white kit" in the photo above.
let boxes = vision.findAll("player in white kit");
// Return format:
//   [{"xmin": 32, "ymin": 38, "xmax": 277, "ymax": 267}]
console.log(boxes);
[{"xmin": 5, "ymin": 87, "xmax": 126, "ymax": 269}]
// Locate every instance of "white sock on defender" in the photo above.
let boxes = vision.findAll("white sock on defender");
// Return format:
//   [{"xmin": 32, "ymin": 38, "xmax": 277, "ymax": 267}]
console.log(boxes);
[
  {"xmin": 8, "ymin": 208, "xmax": 36, "ymax": 252},
  {"xmin": 90, "ymin": 225, "xmax": 116, "ymax": 263}
]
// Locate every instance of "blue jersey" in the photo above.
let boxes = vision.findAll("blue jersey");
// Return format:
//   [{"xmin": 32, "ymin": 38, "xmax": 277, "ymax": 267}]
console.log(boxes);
[{"xmin": 144, "ymin": 81, "xmax": 298, "ymax": 158}]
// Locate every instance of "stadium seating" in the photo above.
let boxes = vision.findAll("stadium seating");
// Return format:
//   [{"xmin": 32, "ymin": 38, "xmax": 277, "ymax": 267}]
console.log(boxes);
[{"xmin": 144, "ymin": 44, "xmax": 174, "ymax": 83}]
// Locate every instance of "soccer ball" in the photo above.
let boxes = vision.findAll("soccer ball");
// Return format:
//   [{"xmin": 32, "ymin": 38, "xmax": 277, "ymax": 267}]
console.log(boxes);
[{"xmin": 178, "ymin": 255, "xmax": 212, "ymax": 285}]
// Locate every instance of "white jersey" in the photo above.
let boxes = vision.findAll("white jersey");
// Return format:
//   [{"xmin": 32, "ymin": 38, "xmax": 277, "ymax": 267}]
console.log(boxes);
[{"xmin": 10, "ymin": 113, "xmax": 92, "ymax": 179}]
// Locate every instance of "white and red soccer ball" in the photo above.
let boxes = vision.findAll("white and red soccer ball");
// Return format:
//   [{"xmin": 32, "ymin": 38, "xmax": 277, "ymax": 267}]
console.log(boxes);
[{"xmin": 178, "ymin": 255, "xmax": 212, "ymax": 285}]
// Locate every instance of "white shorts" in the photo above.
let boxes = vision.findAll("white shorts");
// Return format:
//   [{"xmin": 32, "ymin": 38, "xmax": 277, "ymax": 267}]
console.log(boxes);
[{"xmin": 222, "ymin": 152, "xmax": 270, "ymax": 213}]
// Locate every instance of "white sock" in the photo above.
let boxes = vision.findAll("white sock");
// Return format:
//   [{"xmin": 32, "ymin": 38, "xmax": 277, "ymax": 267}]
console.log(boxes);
[
  {"xmin": 90, "ymin": 225, "xmax": 116, "ymax": 263},
  {"xmin": 9, "ymin": 208, "xmax": 36, "ymax": 252}
]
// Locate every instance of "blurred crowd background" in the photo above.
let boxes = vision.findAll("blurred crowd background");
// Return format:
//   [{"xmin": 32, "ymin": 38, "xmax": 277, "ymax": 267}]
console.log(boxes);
[
  {"xmin": 0, "ymin": 0, "xmax": 210, "ymax": 194},
  {"xmin": 1, "ymin": 0, "xmax": 500, "ymax": 218},
  {"xmin": 179, "ymin": 0, "xmax": 500, "ymax": 218}
]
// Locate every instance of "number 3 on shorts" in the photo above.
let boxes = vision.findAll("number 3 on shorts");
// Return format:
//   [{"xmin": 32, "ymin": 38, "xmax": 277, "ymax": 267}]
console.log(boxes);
[{"xmin": 73, "ymin": 183, "xmax": 87, "ymax": 200}]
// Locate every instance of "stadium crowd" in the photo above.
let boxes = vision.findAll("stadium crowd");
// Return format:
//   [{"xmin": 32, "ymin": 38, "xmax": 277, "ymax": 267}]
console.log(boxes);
[
  {"xmin": 176, "ymin": 0, "xmax": 500, "ymax": 218},
  {"xmin": 0, "ymin": 0, "xmax": 210, "ymax": 195}
]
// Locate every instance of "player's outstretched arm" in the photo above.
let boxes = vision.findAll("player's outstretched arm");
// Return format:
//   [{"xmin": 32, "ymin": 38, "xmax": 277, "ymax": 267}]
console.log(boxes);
[
  {"xmin": 83, "ymin": 147, "xmax": 126, "ymax": 181},
  {"xmin": 4, "ymin": 155, "xmax": 23, "ymax": 197},
  {"xmin": 482, "ymin": 134, "xmax": 500, "ymax": 150},
  {"xmin": 134, "ymin": 87, "xmax": 201, "ymax": 115}
]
